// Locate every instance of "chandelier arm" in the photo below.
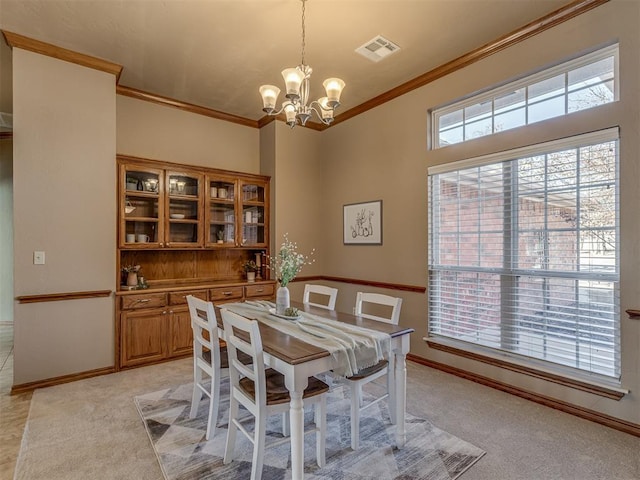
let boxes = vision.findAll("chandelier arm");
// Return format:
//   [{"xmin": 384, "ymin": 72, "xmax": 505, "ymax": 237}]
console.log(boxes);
[
  {"xmin": 266, "ymin": 105, "xmax": 287, "ymax": 116},
  {"xmin": 308, "ymin": 104, "xmax": 334, "ymax": 125},
  {"xmin": 309, "ymin": 100, "xmax": 334, "ymax": 112}
]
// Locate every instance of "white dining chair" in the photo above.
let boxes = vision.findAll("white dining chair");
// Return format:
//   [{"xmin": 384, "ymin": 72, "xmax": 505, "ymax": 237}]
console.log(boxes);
[
  {"xmin": 346, "ymin": 291, "xmax": 403, "ymax": 450},
  {"xmin": 187, "ymin": 295, "xmax": 228, "ymax": 440},
  {"xmin": 221, "ymin": 309, "xmax": 329, "ymax": 480},
  {"xmin": 303, "ymin": 284, "xmax": 338, "ymax": 310}
]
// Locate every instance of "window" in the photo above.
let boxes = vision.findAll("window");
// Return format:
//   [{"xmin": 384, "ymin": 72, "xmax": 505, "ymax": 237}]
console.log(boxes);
[
  {"xmin": 427, "ymin": 129, "xmax": 620, "ymax": 379},
  {"xmin": 432, "ymin": 44, "xmax": 618, "ymax": 149}
]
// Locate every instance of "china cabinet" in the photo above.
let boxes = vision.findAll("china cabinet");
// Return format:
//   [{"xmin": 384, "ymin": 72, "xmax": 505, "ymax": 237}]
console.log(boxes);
[{"xmin": 115, "ymin": 155, "xmax": 274, "ymax": 370}]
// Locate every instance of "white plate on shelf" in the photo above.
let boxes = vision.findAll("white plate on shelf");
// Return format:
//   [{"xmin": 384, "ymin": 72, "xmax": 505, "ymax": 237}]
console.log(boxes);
[
  {"xmin": 268, "ymin": 308, "xmax": 301, "ymax": 321},
  {"xmin": 170, "ymin": 214, "xmax": 186, "ymax": 219}
]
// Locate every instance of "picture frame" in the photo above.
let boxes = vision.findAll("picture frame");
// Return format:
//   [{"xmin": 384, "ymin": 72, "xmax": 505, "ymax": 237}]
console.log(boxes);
[{"xmin": 343, "ymin": 200, "xmax": 382, "ymax": 245}]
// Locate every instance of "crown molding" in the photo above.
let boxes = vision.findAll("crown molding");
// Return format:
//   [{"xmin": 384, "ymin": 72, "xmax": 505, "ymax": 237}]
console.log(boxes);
[
  {"xmin": 331, "ymin": 0, "xmax": 609, "ymax": 127},
  {"xmin": 116, "ymin": 85, "xmax": 259, "ymax": 129},
  {"xmin": 2, "ymin": 0, "xmax": 609, "ymax": 130},
  {"xmin": 2, "ymin": 30, "xmax": 123, "ymax": 81}
]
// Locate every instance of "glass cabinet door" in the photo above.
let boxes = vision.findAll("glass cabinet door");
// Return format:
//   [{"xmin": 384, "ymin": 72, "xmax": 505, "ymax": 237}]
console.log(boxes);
[
  {"xmin": 121, "ymin": 165, "xmax": 163, "ymax": 248},
  {"xmin": 205, "ymin": 176, "xmax": 237, "ymax": 246},
  {"xmin": 240, "ymin": 180, "xmax": 268, "ymax": 247},
  {"xmin": 165, "ymin": 170, "xmax": 203, "ymax": 247}
]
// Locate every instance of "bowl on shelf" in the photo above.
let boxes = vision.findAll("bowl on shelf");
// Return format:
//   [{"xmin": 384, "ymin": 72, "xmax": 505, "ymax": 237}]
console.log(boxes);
[{"xmin": 170, "ymin": 213, "xmax": 186, "ymax": 219}]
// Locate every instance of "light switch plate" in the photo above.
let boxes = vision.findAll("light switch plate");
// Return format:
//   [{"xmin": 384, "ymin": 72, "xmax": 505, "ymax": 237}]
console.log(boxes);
[{"xmin": 33, "ymin": 251, "xmax": 45, "ymax": 265}]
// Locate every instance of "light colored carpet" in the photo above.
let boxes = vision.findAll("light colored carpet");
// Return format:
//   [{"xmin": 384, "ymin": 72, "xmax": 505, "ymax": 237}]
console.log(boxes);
[
  {"xmin": 12, "ymin": 359, "xmax": 640, "ymax": 480},
  {"xmin": 13, "ymin": 359, "xmax": 193, "ymax": 480},
  {"xmin": 135, "ymin": 380, "xmax": 485, "ymax": 480}
]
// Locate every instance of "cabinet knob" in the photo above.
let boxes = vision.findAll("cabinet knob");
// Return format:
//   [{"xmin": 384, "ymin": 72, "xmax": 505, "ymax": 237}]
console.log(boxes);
[
  {"xmin": 169, "ymin": 310, "xmax": 174, "ymax": 314},
  {"xmin": 223, "ymin": 291, "xmax": 233, "ymax": 296},
  {"xmin": 136, "ymin": 298, "xmax": 150, "ymax": 304},
  {"xmin": 162, "ymin": 310, "xmax": 167, "ymax": 315},
  {"xmin": 160, "ymin": 242, "xmax": 164, "ymax": 247}
]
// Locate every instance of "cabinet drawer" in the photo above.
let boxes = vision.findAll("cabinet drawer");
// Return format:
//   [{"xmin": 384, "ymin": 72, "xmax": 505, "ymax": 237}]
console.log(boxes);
[
  {"xmin": 121, "ymin": 292, "xmax": 167, "ymax": 310},
  {"xmin": 245, "ymin": 283, "xmax": 275, "ymax": 298},
  {"xmin": 169, "ymin": 290, "xmax": 208, "ymax": 306},
  {"xmin": 209, "ymin": 286, "xmax": 244, "ymax": 302}
]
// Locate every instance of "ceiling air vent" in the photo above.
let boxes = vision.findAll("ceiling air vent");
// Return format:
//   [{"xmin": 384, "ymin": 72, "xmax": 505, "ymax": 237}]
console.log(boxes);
[{"xmin": 355, "ymin": 35, "xmax": 400, "ymax": 63}]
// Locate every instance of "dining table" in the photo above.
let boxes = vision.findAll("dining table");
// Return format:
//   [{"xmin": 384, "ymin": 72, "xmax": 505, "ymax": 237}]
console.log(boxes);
[{"xmin": 217, "ymin": 300, "xmax": 414, "ymax": 480}]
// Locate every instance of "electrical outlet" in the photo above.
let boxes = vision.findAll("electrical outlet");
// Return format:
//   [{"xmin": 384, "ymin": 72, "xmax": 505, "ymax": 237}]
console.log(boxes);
[{"xmin": 33, "ymin": 251, "xmax": 45, "ymax": 265}]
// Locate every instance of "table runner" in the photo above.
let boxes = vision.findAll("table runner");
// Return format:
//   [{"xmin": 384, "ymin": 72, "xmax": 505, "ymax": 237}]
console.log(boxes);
[{"xmin": 221, "ymin": 300, "xmax": 390, "ymax": 377}]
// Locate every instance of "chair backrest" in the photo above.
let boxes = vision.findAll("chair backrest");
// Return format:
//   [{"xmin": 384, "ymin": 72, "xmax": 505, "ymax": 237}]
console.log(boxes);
[
  {"xmin": 221, "ymin": 309, "xmax": 267, "ymax": 407},
  {"xmin": 187, "ymin": 295, "xmax": 222, "ymax": 368},
  {"xmin": 355, "ymin": 292, "xmax": 402, "ymax": 325},
  {"xmin": 303, "ymin": 284, "xmax": 338, "ymax": 310}
]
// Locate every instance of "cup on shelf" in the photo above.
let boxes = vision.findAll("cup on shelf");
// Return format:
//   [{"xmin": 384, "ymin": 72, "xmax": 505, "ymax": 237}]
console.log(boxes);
[
  {"xmin": 137, "ymin": 234, "xmax": 150, "ymax": 243},
  {"xmin": 210, "ymin": 187, "xmax": 218, "ymax": 198},
  {"xmin": 126, "ymin": 234, "xmax": 136, "ymax": 243},
  {"xmin": 218, "ymin": 188, "xmax": 227, "ymax": 199}
]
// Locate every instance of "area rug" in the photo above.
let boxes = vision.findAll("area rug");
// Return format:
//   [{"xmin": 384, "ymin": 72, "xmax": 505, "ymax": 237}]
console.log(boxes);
[{"xmin": 134, "ymin": 380, "xmax": 485, "ymax": 480}]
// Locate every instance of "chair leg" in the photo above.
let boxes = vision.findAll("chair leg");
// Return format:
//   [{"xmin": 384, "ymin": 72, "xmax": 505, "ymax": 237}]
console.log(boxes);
[
  {"xmin": 282, "ymin": 411, "xmax": 290, "ymax": 437},
  {"xmin": 223, "ymin": 396, "xmax": 240, "ymax": 465},
  {"xmin": 350, "ymin": 382, "xmax": 361, "ymax": 450},
  {"xmin": 316, "ymin": 396, "xmax": 326, "ymax": 467},
  {"xmin": 251, "ymin": 413, "xmax": 267, "ymax": 480},
  {"xmin": 190, "ymin": 367, "xmax": 203, "ymax": 419},
  {"xmin": 205, "ymin": 372, "xmax": 221, "ymax": 440},
  {"xmin": 387, "ymin": 355, "xmax": 396, "ymax": 425}
]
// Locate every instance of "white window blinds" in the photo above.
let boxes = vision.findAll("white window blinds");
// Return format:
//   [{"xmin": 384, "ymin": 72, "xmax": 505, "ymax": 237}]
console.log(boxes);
[{"xmin": 427, "ymin": 129, "xmax": 620, "ymax": 378}]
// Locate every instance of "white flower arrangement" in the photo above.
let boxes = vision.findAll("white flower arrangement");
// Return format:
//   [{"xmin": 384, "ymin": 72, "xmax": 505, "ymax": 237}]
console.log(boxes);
[{"xmin": 269, "ymin": 234, "xmax": 315, "ymax": 287}]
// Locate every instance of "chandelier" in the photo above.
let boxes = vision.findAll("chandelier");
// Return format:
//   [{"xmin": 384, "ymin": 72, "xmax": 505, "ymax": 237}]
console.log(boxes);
[{"xmin": 259, "ymin": 0, "xmax": 345, "ymax": 128}]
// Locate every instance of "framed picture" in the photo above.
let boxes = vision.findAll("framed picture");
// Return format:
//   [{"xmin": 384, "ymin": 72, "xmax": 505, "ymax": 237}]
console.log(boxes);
[{"xmin": 343, "ymin": 200, "xmax": 382, "ymax": 245}]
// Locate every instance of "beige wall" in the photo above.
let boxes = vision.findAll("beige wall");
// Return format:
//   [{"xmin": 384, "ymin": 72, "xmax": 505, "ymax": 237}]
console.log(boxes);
[
  {"xmin": 12, "ymin": 49, "xmax": 116, "ymax": 383},
  {"xmin": 0, "ymin": 38, "xmax": 12, "ymax": 113},
  {"xmin": 116, "ymin": 95, "xmax": 259, "ymax": 173},
  {"xmin": 317, "ymin": 0, "xmax": 640, "ymax": 425}
]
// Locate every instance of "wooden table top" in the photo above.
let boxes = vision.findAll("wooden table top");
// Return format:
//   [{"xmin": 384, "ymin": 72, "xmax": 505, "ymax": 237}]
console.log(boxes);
[{"xmin": 217, "ymin": 301, "xmax": 414, "ymax": 366}]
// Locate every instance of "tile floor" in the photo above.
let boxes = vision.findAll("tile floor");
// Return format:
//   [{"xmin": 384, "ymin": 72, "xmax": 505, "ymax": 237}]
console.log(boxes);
[{"xmin": 0, "ymin": 322, "xmax": 32, "ymax": 479}]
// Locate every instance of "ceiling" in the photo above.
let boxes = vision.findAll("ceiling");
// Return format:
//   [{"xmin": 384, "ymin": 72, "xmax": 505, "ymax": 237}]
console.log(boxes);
[{"xmin": 0, "ymin": 0, "xmax": 574, "ymax": 123}]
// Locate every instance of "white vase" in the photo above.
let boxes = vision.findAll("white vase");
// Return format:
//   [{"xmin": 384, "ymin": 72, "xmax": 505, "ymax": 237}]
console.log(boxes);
[
  {"xmin": 276, "ymin": 285, "xmax": 290, "ymax": 314},
  {"xmin": 247, "ymin": 271, "xmax": 256, "ymax": 282},
  {"xmin": 126, "ymin": 272, "xmax": 138, "ymax": 287}
]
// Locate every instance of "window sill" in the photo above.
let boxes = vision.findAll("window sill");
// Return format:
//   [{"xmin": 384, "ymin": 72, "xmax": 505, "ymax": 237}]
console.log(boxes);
[{"xmin": 425, "ymin": 337, "xmax": 627, "ymax": 400}]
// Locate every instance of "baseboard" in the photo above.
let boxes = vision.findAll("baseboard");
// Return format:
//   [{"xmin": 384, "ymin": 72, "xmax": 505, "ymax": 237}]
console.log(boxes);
[
  {"xmin": 407, "ymin": 353, "xmax": 640, "ymax": 438},
  {"xmin": 11, "ymin": 366, "xmax": 116, "ymax": 395}
]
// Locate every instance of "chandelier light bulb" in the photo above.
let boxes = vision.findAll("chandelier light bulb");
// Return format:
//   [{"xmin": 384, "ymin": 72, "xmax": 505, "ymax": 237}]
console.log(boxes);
[
  {"xmin": 317, "ymin": 97, "xmax": 334, "ymax": 123},
  {"xmin": 323, "ymin": 78, "xmax": 345, "ymax": 107},
  {"xmin": 283, "ymin": 102, "xmax": 297, "ymax": 128},
  {"xmin": 282, "ymin": 68, "xmax": 304, "ymax": 100},
  {"xmin": 259, "ymin": 85, "xmax": 281, "ymax": 113}
]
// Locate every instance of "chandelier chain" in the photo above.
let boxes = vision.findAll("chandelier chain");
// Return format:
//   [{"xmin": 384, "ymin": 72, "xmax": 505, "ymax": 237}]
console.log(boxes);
[{"xmin": 300, "ymin": 0, "xmax": 306, "ymax": 66}]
